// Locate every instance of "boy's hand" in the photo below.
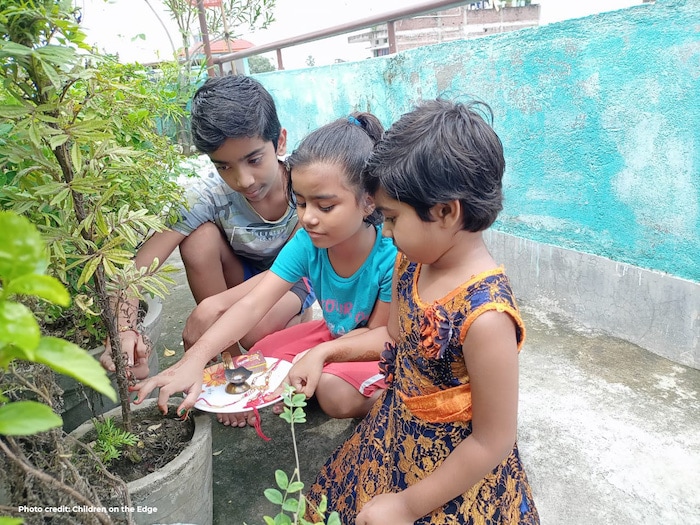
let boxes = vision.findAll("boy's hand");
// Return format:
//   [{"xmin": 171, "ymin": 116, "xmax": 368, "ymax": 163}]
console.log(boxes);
[
  {"xmin": 130, "ymin": 357, "xmax": 204, "ymax": 416},
  {"xmin": 100, "ymin": 330, "xmax": 150, "ymax": 380}
]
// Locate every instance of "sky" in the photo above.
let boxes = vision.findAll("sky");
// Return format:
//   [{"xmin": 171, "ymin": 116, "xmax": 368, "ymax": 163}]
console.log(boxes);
[{"xmin": 77, "ymin": 0, "xmax": 644, "ymax": 69}]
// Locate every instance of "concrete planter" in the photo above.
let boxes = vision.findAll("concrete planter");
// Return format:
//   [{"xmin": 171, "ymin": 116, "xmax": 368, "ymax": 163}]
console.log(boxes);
[
  {"xmin": 60, "ymin": 295, "xmax": 163, "ymax": 432},
  {"xmin": 71, "ymin": 398, "xmax": 213, "ymax": 525}
]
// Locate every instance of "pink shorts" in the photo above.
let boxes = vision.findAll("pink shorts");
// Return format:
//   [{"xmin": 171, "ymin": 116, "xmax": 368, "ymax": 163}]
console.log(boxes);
[{"xmin": 249, "ymin": 320, "xmax": 386, "ymax": 397}]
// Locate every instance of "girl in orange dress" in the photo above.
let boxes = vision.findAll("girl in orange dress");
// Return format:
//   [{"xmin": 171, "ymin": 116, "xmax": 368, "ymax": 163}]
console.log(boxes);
[{"xmin": 306, "ymin": 99, "xmax": 539, "ymax": 524}]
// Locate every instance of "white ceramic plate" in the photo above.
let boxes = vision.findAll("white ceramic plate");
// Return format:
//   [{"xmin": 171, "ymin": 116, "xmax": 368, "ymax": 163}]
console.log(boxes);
[{"xmin": 194, "ymin": 357, "xmax": 292, "ymax": 414}]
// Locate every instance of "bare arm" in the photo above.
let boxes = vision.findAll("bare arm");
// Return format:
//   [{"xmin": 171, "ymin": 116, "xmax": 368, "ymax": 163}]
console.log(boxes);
[
  {"xmin": 284, "ymin": 271, "xmax": 399, "ymax": 398},
  {"xmin": 318, "ymin": 297, "xmax": 391, "ymax": 360},
  {"xmin": 131, "ymin": 271, "xmax": 294, "ymax": 414},
  {"xmin": 182, "ymin": 271, "xmax": 269, "ymax": 350},
  {"xmin": 357, "ymin": 310, "xmax": 520, "ymax": 524},
  {"xmin": 282, "ymin": 309, "xmax": 390, "ymax": 400}
]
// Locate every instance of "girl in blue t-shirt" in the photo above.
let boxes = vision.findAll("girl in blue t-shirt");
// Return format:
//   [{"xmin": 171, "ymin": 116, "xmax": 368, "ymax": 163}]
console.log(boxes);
[{"xmin": 133, "ymin": 113, "xmax": 397, "ymax": 428}]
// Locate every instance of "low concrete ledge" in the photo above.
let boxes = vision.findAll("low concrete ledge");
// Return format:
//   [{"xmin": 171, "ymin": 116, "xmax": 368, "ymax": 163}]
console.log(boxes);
[{"xmin": 485, "ymin": 230, "xmax": 700, "ymax": 369}]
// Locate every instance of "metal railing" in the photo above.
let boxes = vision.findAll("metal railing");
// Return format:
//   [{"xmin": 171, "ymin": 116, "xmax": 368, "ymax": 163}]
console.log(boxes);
[{"xmin": 206, "ymin": 0, "xmax": 475, "ymax": 75}]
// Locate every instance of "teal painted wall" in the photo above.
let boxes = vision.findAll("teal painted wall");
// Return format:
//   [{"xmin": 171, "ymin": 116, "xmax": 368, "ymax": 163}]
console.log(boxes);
[{"xmin": 256, "ymin": 0, "xmax": 699, "ymax": 283}]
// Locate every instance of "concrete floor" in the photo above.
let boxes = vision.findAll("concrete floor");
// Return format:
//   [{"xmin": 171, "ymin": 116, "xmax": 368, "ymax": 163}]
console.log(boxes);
[{"xmin": 154, "ymin": 252, "xmax": 700, "ymax": 525}]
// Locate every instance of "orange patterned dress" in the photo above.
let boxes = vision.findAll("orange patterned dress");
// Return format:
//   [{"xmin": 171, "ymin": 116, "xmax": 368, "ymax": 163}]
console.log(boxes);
[{"xmin": 307, "ymin": 255, "xmax": 539, "ymax": 524}]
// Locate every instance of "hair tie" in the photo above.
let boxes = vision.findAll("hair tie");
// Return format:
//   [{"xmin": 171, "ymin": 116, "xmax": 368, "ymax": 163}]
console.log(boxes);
[{"xmin": 347, "ymin": 116, "xmax": 361, "ymax": 127}]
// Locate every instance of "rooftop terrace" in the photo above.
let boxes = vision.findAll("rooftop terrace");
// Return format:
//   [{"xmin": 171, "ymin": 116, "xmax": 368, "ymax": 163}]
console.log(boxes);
[{"xmin": 156, "ymin": 251, "xmax": 700, "ymax": 525}]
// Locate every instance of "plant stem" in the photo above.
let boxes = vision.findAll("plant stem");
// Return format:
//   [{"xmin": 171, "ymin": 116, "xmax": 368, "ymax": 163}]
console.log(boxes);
[
  {"xmin": 289, "ymin": 418, "xmax": 303, "ymax": 524},
  {"xmin": 0, "ymin": 438, "xmax": 114, "ymax": 525},
  {"xmin": 10, "ymin": 363, "xmax": 54, "ymax": 406},
  {"xmin": 51, "ymin": 123, "xmax": 133, "ymax": 433},
  {"xmin": 143, "ymin": 0, "xmax": 178, "ymax": 58},
  {"xmin": 0, "ymin": 505, "xmax": 21, "ymax": 515},
  {"xmin": 100, "ymin": 285, "xmax": 133, "ymax": 434}
]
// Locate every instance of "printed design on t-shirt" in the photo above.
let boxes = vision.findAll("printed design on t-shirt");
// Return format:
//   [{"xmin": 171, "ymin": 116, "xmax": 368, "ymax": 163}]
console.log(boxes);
[
  {"xmin": 227, "ymin": 222, "xmax": 291, "ymax": 254},
  {"xmin": 321, "ymin": 298, "xmax": 369, "ymax": 335},
  {"xmin": 181, "ymin": 189, "xmax": 237, "ymax": 224},
  {"xmin": 175, "ymin": 170, "xmax": 297, "ymax": 268}
]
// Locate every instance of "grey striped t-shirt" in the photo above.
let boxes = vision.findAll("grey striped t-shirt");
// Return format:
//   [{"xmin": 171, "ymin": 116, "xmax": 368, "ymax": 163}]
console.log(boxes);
[{"xmin": 172, "ymin": 165, "xmax": 297, "ymax": 272}]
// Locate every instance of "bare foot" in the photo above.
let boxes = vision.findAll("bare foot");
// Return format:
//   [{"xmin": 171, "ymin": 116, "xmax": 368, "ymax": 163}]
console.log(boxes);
[
  {"xmin": 272, "ymin": 401, "xmax": 285, "ymax": 415},
  {"xmin": 216, "ymin": 411, "xmax": 257, "ymax": 427}
]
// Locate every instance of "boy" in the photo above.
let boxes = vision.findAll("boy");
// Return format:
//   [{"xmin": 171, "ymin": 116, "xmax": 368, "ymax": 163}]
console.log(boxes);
[{"xmin": 100, "ymin": 75, "xmax": 313, "ymax": 380}]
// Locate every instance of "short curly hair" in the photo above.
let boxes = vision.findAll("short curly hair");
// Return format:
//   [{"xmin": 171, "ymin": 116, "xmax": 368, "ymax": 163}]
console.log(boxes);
[{"xmin": 363, "ymin": 98, "xmax": 505, "ymax": 232}]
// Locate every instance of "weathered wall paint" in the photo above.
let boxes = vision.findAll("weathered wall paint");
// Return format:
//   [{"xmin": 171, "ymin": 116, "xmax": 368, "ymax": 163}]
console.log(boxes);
[{"xmin": 257, "ymin": 0, "xmax": 699, "ymax": 283}]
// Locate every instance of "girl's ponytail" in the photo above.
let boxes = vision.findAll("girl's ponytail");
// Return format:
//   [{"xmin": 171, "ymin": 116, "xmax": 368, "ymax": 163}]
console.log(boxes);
[
  {"xmin": 350, "ymin": 112, "xmax": 384, "ymax": 145},
  {"xmin": 286, "ymin": 111, "xmax": 385, "ymax": 225}
]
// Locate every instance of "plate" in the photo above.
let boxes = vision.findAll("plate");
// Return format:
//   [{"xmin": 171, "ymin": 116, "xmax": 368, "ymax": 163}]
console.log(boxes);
[{"xmin": 194, "ymin": 357, "xmax": 292, "ymax": 414}]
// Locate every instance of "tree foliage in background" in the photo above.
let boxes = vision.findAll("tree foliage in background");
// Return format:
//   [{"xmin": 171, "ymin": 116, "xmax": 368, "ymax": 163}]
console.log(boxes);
[
  {"xmin": 248, "ymin": 54, "xmax": 275, "ymax": 73},
  {"xmin": 205, "ymin": 0, "xmax": 276, "ymax": 43},
  {"xmin": 161, "ymin": 0, "xmax": 277, "ymax": 67},
  {"xmin": 159, "ymin": 0, "xmax": 200, "ymax": 65}
]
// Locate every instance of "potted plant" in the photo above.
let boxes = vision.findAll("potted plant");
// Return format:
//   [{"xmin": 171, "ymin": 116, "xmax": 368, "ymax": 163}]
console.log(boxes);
[
  {"xmin": 0, "ymin": 211, "xmax": 119, "ymax": 524},
  {"xmin": 0, "ymin": 2, "xmax": 212, "ymax": 523},
  {"xmin": 0, "ymin": 0, "xmax": 183, "ymax": 423}
]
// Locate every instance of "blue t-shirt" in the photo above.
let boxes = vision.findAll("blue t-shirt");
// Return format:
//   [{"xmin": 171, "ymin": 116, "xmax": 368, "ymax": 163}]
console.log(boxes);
[{"xmin": 271, "ymin": 225, "xmax": 396, "ymax": 337}]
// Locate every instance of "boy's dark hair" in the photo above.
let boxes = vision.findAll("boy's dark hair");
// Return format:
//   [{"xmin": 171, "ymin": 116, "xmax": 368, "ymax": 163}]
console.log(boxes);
[
  {"xmin": 190, "ymin": 75, "xmax": 281, "ymax": 153},
  {"xmin": 286, "ymin": 112, "xmax": 384, "ymax": 225},
  {"xmin": 363, "ymin": 98, "xmax": 505, "ymax": 232}
]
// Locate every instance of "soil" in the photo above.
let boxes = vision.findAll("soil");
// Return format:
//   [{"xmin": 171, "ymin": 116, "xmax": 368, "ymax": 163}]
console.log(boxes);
[
  {"xmin": 1, "ymin": 366, "xmax": 195, "ymax": 525},
  {"xmin": 71, "ymin": 402, "xmax": 196, "ymax": 523},
  {"xmin": 90, "ymin": 403, "xmax": 195, "ymax": 483}
]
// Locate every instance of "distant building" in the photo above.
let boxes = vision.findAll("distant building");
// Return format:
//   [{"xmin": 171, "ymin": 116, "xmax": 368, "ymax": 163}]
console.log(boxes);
[
  {"xmin": 349, "ymin": 1, "xmax": 541, "ymax": 57},
  {"xmin": 184, "ymin": 37, "xmax": 254, "ymax": 74}
]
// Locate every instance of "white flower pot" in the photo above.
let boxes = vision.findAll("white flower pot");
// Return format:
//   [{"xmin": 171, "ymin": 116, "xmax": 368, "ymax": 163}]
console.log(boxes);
[{"xmin": 70, "ymin": 398, "xmax": 213, "ymax": 525}]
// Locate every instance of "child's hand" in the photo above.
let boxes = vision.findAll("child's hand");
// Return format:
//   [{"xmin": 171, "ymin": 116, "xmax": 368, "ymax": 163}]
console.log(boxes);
[
  {"xmin": 100, "ymin": 330, "xmax": 151, "ymax": 380},
  {"xmin": 130, "ymin": 357, "xmax": 205, "ymax": 416},
  {"xmin": 274, "ymin": 348, "xmax": 324, "ymax": 399},
  {"xmin": 356, "ymin": 492, "xmax": 416, "ymax": 525}
]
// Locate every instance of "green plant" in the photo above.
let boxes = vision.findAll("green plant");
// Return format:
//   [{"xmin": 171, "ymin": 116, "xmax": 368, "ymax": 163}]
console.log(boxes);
[
  {"xmin": 248, "ymin": 54, "xmax": 276, "ymax": 74},
  {"xmin": 0, "ymin": 211, "xmax": 119, "ymax": 523},
  {"xmin": 0, "ymin": 2, "xmax": 199, "ymax": 521},
  {"xmin": 162, "ymin": 0, "xmax": 276, "ymax": 62},
  {"xmin": 0, "ymin": 0, "xmax": 187, "ymax": 433},
  {"xmin": 92, "ymin": 416, "xmax": 139, "ymax": 466},
  {"xmin": 0, "ymin": 212, "xmax": 116, "ymax": 435},
  {"xmin": 257, "ymin": 385, "xmax": 340, "ymax": 525},
  {"xmin": 147, "ymin": 59, "xmax": 205, "ymax": 149}
]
